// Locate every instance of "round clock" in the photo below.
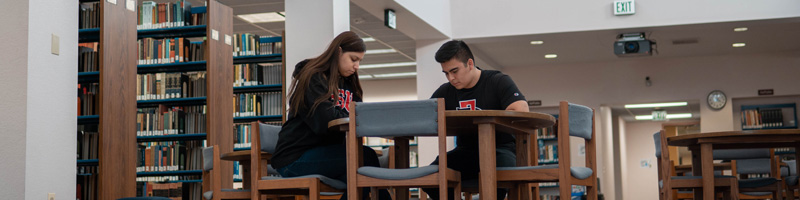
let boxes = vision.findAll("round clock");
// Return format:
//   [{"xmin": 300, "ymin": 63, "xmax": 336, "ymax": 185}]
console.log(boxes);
[{"xmin": 707, "ymin": 90, "xmax": 727, "ymax": 110}]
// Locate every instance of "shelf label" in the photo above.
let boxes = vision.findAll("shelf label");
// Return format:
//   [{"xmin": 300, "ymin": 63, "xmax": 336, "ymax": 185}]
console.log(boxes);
[
  {"xmin": 126, "ymin": 0, "xmax": 135, "ymax": 12},
  {"xmin": 225, "ymin": 34, "xmax": 232, "ymax": 46},
  {"xmin": 107, "ymin": 0, "xmax": 117, "ymax": 5},
  {"xmin": 211, "ymin": 29, "xmax": 219, "ymax": 41}
]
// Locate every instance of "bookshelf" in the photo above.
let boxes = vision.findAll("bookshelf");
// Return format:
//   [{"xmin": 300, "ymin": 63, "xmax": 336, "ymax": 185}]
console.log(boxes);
[
  {"xmin": 132, "ymin": 0, "xmax": 234, "ymax": 198},
  {"xmin": 76, "ymin": 0, "xmax": 138, "ymax": 199},
  {"xmin": 732, "ymin": 95, "xmax": 800, "ymax": 131}
]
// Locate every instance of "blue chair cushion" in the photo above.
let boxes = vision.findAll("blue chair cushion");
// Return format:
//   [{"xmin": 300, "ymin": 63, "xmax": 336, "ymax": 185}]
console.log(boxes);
[
  {"xmin": 738, "ymin": 178, "xmax": 779, "ymax": 188},
  {"xmin": 202, "ymin": 147, "xmax": 213, "ymax": 171},
  {"xmin": 736, "ymin": 158, "xmax": 772, "ymax": 174},
  {"xmin": 262, "ymin": 174, "xmax": 347, "ymax": 190},
  {"xmin": 653, "ymin": 132, "xmax": 662, "ymax": 158},
  {"xmin": 568, "ymin": 103, "xmax": 592, "ymax": 140},
  {"xmin": 713, "ymin": 149, "xmax": 770, "ymax": 160},
  {"xmin": 783, "ymin": 160, "xmax": 796, "ymax": 177},
  {"xmin": 259, "ymin": 124, "xmax": 281, "ymax": 153},
  {"xmin": 202, "ymin": 189, "xmax": 251, "ymax": 200},
  {"xmin": 659, "ymin": 175, "xmax": 736, "ymax": 189},
  {"xmin": 118, "ymin": 197, "xmax": 173, "ymax": 200},
  {"xmin": 497, "ymin": 165, "xmax": 593, "ymax": 180},
  {"xmin": 787, "ymin": 176, "xmax": 799, "ymax": 186},
  {"xmin": 354, "ymin": 99, "xmax": 439, "ymax": 137},
  {"xmin": 742, "ymin": 192, "xmax": 773, "ymax": 196},
  {"xmin": 357, "ymin": 165, "xmax": 440, "ymax": 180}
]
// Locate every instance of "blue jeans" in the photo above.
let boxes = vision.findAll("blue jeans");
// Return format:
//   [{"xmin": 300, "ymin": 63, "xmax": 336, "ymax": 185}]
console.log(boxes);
[{"xmin": 277, "ymin": 143, "xmax": 391, "ymax": 200}]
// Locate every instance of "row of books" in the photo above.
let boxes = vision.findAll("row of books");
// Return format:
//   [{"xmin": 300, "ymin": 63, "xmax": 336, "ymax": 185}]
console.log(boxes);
[
  {"xmin": 232, "ymin": 34, "xmax": 283, "ymax": 56},
  {"xmin": 136, "ymin": 176, "xmax": 193, "ymax": 183},
  {"xmin": 78, "ymin": 83, "xmax": 99, "ymax": 116},
  {"xmin": 539, "ymin": 143, "xmax": 559, "ymax": 163},
  {"xmin": 77, "ymin": 166, "xmax": 97, "ymax": 200},
  {"xmin": 136, "ymin": 182, "xmax": 183, "ymax": 200},
  {"xmin": 233, "ymin": 121, "xmax": 282, "ymax": 149},
  {"xmin": 536, "ymin": 127, "xmax": 556, "ymax": 139},
  {"xmin": 742, "ymin": 108, "xmax": 787, "ymax": 129},
  {"xmin": 79, "ymin": 2, "xmax": 100, "ymax": 29},
  {"xmin": 363, "ymin": 137, "xmax": 419, "ymax": 147},
  {"xmin": 233, "ymin": 63, "xmax": 282, "ymax": 87},
  {"xmin": 233, "ymin": 92, "xmax": 283, "ymax": 117},
  {"xmin": 78, "ymin": 131, "xmax": 98, "ymax": 160},
  {"xmin": 137, "ymin": 141, "xmax": 203, "ymax": 172},
  {"xmin": 78, "ymin": 43, "xmax": 99, "ymax": 72},
  {"xmin": 138, "ymin": 38, "xmax": 205, "ymax": 65},
  {"xmin": 137, "ymin": 106, "xmax": 207, "ymax": 136},
  {"xmin": 138, "ymin": 0, "xmax": 195, "ymax": 30},
  {"xmin": 137, "ymin": 72, "xmax": 206, "ymax": 101}
]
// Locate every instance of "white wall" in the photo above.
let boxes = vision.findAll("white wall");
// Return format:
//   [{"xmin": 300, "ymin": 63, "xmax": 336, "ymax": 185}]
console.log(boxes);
[
  {"xmin": 394, "ymin": 0, "xmax": 451, "ymax": 37},
  {"xmin": 621, "ymin": 121, "xmax": 661, "ymax": 200},
  {"xmin": 361, "ymin": 78, "xmax": 417, "ymax": 102},
  {"xmin": 0, "ymin": 0, "xmax": 29, "ymax": 199},
  {"xmin": 25, "ymin": 0, "xmax": 77, "ymax": 199},
  {"xmin": 451, "ymin": 0, "xmax": 800, "ymax": 39}
]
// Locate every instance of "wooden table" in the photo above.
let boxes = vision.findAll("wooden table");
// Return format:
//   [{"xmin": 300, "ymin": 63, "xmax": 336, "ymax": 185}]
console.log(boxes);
[
  {"xmin": 221, "ymin": 150, "xmax": 272, "ymax": 189},
  {"xmin": 667, "ymin": 129, "xmax": 800, "ymax": 200},
  {"xmin": 329, "ymin": 110, "xmax": 556, "ymax": 200}
]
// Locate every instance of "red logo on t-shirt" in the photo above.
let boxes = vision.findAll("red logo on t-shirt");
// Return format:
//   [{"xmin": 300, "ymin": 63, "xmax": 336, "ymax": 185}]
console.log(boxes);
[
  {"xmin": 457, "ymin": 99, "xmax": 479, "ymax": 110},
  {"xmin": 332, "ymin": 89, "xmax": 354, "ymax": 112}
]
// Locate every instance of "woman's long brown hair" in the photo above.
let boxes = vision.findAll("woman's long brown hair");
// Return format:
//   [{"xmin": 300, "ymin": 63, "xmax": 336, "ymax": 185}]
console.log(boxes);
[{"xmin": 288, "ymin": 31, "xmax": 366, "ymax": 117}]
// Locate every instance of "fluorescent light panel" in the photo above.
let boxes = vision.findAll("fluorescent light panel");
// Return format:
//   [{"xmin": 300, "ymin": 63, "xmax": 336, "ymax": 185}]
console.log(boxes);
[
  {"xmin": 530, "ymin": 41, "xmax": 544, "ymax": 45},
  {"xmin": 238, "ymin": 12, "xmax": 285, "ymax": 23},
  {"xmin": 360, "ymin": 62, "xmax": 416, "ymax": 69},
  {"xmin": 365, "ymin": 49, "xmax": 397, "ymax": 54},
  {"xmin": 734, "ymin": 27, "xmax": 748, "ymax": 32},
  {"xmin": 374, "ymin": 72, "xmax": 416, "ymax": 78},
  {"xmin": 362, "ymin": 37, "xmax": 376, "ymax": 42},
  {"xmin": 635, "ymin": 113, "xmax": 693, "ymax": 120},
  {"xmin": 732, "ymin": 43, "xmax": 746, "ymax": 47},
  {"xmin": 544, "ymin": 54, "xmax": 557, "ymax": 58},
  {"xmin": 624, "ymin": 102, "xmax": 688, "ymax": 108}
]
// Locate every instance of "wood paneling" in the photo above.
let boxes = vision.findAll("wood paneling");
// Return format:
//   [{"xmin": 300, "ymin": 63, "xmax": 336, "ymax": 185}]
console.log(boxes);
[
  {"xmin": 98, "ymin": 0, "xmax": 138, "ymax": 199},
  {"xmin": 206, "ymin": 0, "xmax": 235, "ymax": 188}
]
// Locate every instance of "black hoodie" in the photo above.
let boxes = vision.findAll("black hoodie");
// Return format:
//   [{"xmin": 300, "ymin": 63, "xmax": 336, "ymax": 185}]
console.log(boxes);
[{"xmin": 270, "ymin": 60, "xmax": 362, "ymax": 169}]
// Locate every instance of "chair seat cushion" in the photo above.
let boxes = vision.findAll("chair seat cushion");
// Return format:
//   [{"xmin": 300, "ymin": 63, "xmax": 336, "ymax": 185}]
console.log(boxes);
[
  {"xmin": 497, "ymin": 165, "xmax": 593, "ymax": 180},
  {"xmin": 203, "ymin": 189, "xmax": 250, "ymax": 200},
  {"xmin": 787, "ymin": 176, "xmax": 799, "ymax": 186},
  {"xmin": 738, "ymin": 178, "xmax": 779, "ymax": 188},
  {"xmin": 262, "ymin": 174, "xmax": 346, "ymax": 190},
  {"xmin": 659, "ymin": 175, "xmax": 735, "ymax": 188},
  {"xmin": 357, "ymin": 165, "xmax": 439, "ymax": 180},
  {"xmin": 742, "ymin": 191, "xmax": 773, "ymax": 196}
]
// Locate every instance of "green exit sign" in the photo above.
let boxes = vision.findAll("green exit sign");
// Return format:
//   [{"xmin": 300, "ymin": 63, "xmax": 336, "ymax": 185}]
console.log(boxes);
[{"xmin": 614, "ymin": 0, "xmax": 636, "ymax": 15}]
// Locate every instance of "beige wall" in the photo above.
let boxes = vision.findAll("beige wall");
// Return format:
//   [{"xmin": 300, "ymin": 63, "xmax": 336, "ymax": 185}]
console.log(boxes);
[
  {"xmin": 622, "ymin": 121, "xmax": 662, "ymax": 200},
  {"xmin": 361, "ymin": 78, "xmax": 418, "ymax": 102}
]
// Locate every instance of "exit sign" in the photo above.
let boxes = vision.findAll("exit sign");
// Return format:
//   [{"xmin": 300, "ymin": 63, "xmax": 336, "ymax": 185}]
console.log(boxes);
[
  {"xmin": 652, "ymin": 110, "xmax": 667, "ymax": 121},
  {"xmin": 614, "ymin": 0, "xmax": 635, "ymax": 15}
]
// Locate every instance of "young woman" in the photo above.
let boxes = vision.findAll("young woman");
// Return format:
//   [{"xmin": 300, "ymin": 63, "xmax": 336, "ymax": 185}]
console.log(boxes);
[{"xmin": 270, "ymin": 31, "xmax": 390, "ymax": 200}]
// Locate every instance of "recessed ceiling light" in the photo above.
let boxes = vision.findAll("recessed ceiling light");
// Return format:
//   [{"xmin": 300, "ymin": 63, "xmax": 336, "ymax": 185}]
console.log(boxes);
[
  {"xmin": 365, "ymin": 49, "xmax": 397, "ymax": 54},
  {"xmin": 530, "ymin": 41, "xmax": 544, "ymax": 45},
  {"xmin": 734, "ymin": 27, "xmax": 748, "ymax": 32},
  {"xmin": 237, "ymin": 12, "xmax": 285, "ymax": 23},
  {"xmin": 624, "ymin": 102, "xmax": 688, "ymax": 108},
  {"xmin": 362, "ymin": 37, "xmax": 376, "ymax": 42},
  {"xmin": 732, "ymin": 43, "xmax": 746, "ymax": 47},
  {"xmin": 635, "ymin": 113, "xmax": 693, "ymax": 120},
  {"xmin": 544, "ymin": 54, "xmax": 557, "ymax": 58},
  {"xmin": 360, "ymin": 62, "xmax": 416, "ymax": 69}
]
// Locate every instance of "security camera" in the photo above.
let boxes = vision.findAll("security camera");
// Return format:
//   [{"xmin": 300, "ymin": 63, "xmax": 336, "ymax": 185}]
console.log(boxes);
[{"xmin": 614, "ymin": 32, "xmax": 654, "ymax": 57}]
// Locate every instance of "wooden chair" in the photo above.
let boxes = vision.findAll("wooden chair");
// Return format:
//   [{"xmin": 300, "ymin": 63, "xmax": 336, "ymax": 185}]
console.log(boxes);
[
  {"xmin": 780, "ymin": 159, "xmax": 799, "ymax": 199},
  {"xmin": 202, "ymin": 145, "xmax": 251, "ymax": 200},
  {"xmin": 495, "ymin": 101, "xmax": 597, "ymax": 200},
  {"xmin": 346, "ymin": 98, "xmax": 462, "ymax": 200},
  {"xmin": 249, "ymin": 122, "xmax": 345, "ymax": 200},
  {"xmin": 715, "ymin": 149, "xmax": 782, "ymax": 200},
  {"xmin": 653, "ymin": 130, "xmax": 739, "ymax": 200}
]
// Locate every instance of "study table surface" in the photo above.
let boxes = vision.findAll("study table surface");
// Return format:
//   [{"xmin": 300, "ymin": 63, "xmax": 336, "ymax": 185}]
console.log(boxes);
[
  {"xmin": 329, "ymin": 110, "xmax": 556, "ymax": 200},
  {"xmin": 667, "ymin": 129, "xmax": 800, "ymax": 200}
]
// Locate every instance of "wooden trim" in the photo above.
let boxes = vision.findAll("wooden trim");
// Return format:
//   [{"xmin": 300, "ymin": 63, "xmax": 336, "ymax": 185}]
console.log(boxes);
[
  {"xmin": 281, "ymin": 31, "xmax": 286, "ymax": 123},
  {"xmin": 250, "ymin": 121, "xmax": 262, "ymax": 200},
  {"xmin": 557, "ymin": 101, "xmax": 572, "ymax": 199},
  {"xmin": 97, "ymin": 0, "xmax": 137, "ymax": 199},
  {"xmin": 347, "ymin": 103, "xmax": 360, "ymax": 200},
  {"xmin": 496, "ymin": 168, "xmax": 559, "ymax": 181},
  {"xmin": 206, "ymin": 0, "xmax": 235, "ymax": 187},
  {"xmin": 436, "ymin": 98, "xmax": 450, "ymax": 200}
]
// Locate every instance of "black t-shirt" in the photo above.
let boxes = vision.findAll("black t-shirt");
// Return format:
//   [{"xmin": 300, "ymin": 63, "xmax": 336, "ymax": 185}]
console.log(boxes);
[
  {"xmin": 431, "ymin": 69, "xmax": 526, "ymax": 149},
  {"xmin": 270, "ymin": 61, "xmax": 362, "ymax": 169}
]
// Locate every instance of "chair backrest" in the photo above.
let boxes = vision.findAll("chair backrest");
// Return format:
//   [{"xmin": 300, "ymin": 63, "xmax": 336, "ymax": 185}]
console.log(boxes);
[
  {"xmin": 203, "ymin": 146, "xmax": 214, "ymax": 171},
  {"xmin": 737, "ymin": 158, "xmax": 772, "ymax": 174},
  {"xmin": 713, "ymin": 149, "xmax": 770, "ymax": 160},
  {"xmin": 259, "ymin": 123, "xmax": 282, "ymax": 153},
  {"xmin": 354, "ymin": 99, "xmax": 439, "ymax": 137},
  {"xmin": 567, "ymin": 103, "xmax": 593, "ymax": 140},
  {"xmin": 782, "ymin": 160, "xmax": 796, "ymax": 177},
  {"xmin": 653, "ymin": 131, "xmax": 663, "ymax": 158}
]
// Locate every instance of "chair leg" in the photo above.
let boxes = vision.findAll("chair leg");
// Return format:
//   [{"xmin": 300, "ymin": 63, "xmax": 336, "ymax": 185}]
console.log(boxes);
[
  {"xmin": 454, "ymin": 183, "xmax": 462, "ymax": 200},
  {"xmin": 586, "ymin": 184, "xmax": 597, "ymax": 200},
  {"xmin": 776, "ymin": 184, "xmax": 784, "ymax": 200},
  {"xmin": 559, "ymin": 184, "xmax": 571, "ymax": 200}
]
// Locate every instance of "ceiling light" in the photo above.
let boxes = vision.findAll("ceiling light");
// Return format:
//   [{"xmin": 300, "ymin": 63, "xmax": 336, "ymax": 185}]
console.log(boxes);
[
  {"xmin": 374, "ymin": 72, "xmax": 417, "ymax": 78},
  {"xmin": 530, "ymin": 41, "xmax": 544, "ymax": 45},
  {"xmin": 360, "ymin": 62, "xmax": 416, "ymax": 69},
  {"xmin": 732, "ymin": 43, "xmax": 746, "ymax": 47},
  {"xmin": 734, "ymin": 27, "xmax": 748, "ymax": 32},
  {"xmin": 366, "ymin": 49, "xmax": 397, "ymax": 54},
  {"xmin": 624, "ymin": 102, "xmax": 688, "ymax": 109},
  {"xmin": 544, "ymin": 54, "xmax": 557, "ymax": 59},
  {"xmin": 635, "ymin": 113, "xmax": 693, "ymax": 120},
  {"xmin": 237, "ymin": 12, "xmax": 285, "ymax": 23},
  {"xmin": 362, "ymin": 37, "xmax": 376, "ymax": 42}
]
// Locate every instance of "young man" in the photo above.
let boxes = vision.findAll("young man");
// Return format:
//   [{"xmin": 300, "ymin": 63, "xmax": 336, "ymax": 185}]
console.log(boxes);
[{"xmin": 422, "ymin": 40, "xmax": 529, "ymax": 200}]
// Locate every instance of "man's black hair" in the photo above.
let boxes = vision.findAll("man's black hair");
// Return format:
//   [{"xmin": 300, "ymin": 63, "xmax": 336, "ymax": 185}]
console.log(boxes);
[{"xmin": 435, "ymin": 40, "xmax": 474, "ymax": 65}]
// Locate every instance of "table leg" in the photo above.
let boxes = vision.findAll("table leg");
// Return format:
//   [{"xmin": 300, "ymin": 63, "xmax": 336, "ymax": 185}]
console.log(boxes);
[
  {"xmin": 478, "ymin": 123, "xmax": 497, "ymax": 200},
  {"xmin": 795, "ymin": 142, "xmax": 800, "ymax": 181},
  {"xmin": 691, "ymin": 146, "xmax": 703, "ymax": 200},
  {"xmin": 240, "ymin": 160, "xmax": 251, "ymax": 189},
  {"xmin": 395, "ymin": 138, "xmax": 410, "ymax": 200},
  {"xmin": 701, "ymin": 143, "xmax": 714, "ymax": 200}
]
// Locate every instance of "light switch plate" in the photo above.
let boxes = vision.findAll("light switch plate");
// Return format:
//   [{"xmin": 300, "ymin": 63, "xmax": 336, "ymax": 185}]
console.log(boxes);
[
  {"xmin": 48, "ymin": 193, "xmax": 55, "ymax": 200},
  {"xmin": 51, "ymin": 34, "xmax": 59, "ymax": 55}
]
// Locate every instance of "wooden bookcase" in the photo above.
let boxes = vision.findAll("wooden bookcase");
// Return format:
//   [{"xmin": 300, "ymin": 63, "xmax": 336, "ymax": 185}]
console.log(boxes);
[{"xmin": 77, "ymin": 0, "xmax": 138, "ymax": 199}]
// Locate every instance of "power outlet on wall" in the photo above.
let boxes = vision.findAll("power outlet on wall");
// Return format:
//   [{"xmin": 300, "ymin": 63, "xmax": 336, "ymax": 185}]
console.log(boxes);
[{"xmin": 48, "ymin": 193, "xmax": 55, "ymax": 200}]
